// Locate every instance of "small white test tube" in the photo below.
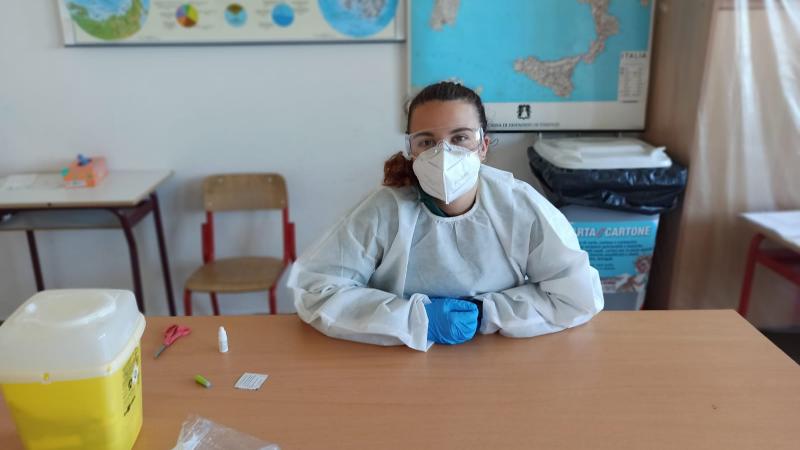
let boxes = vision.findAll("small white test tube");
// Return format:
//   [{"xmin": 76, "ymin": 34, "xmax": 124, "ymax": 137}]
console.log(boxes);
[{"xmin": 218, "ymin": 326, "xmax": 229, "ymax": 353}]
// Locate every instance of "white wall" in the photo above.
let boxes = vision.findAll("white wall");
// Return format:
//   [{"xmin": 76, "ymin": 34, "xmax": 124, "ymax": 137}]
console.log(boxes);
[{"xmin": 0, "ymin": 1, "xmax": 536, "ymax": 318}]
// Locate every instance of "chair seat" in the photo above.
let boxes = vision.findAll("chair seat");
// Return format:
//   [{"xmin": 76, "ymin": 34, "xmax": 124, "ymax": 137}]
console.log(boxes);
[{"xmin": 185, "ymin": 257, "xmax": 286, "ymax": 293}]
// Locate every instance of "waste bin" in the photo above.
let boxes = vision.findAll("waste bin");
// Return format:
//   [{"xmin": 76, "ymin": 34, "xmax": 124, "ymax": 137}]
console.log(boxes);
[
  {"xmin": 528, "ymin": 137, "xmax": 687, "ymax": 309},
  {"xmin": 561, "ymin": 205, "xmax": 658, "ymax": 310},
  {"xmin": 528, "ymin": 137, "xmax": 687, "ymax": 215},
  {"xmin": 0, "ymin": 290, "xmax": 146, "ymax": 450}
]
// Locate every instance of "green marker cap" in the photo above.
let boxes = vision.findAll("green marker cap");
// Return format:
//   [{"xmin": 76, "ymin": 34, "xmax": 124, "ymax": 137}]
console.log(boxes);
[{"xmin": 194, "ymin": 374, "xmax": 212, "ymax": 388}]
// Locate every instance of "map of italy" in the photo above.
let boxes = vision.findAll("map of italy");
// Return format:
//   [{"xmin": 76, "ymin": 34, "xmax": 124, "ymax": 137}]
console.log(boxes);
[{"xmin": 429, "ymin": 0, "xmax": 650, "ymax": 98}]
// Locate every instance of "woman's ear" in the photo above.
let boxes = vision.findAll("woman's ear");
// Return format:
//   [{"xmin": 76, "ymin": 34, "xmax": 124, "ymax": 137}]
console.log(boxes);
[{"xmin": 479, "ymin": 135, "xmax": 490, "ymax": 161}]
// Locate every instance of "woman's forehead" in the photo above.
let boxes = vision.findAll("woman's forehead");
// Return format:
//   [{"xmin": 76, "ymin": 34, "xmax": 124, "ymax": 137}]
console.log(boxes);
[{"xmin": 409, "ymin": 100, "xmax": 480, "ymax": 132}]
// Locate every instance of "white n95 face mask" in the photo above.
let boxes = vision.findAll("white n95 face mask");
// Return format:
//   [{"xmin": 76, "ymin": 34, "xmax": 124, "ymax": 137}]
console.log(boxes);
[{"xmin": 412, "ymin": 141, "xmax": 481, "ymax": 204}]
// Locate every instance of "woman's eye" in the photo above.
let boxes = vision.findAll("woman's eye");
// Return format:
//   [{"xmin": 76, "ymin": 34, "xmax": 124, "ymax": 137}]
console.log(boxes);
[
  {"xmin": 451, "ymin": 134, "xmax": 468, "ymax": 143},
  {"xmin": 417, "ymin": 139, "xmax": 435, "ymax": 148}
]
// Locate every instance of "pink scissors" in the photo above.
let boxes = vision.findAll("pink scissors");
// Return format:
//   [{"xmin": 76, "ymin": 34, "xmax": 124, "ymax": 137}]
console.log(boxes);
[{"xmin": 154, "ymin": 324, "xmax": 191, "ymax": 359}]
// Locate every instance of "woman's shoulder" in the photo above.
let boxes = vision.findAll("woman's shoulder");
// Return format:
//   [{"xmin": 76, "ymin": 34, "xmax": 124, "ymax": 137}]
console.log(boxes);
[
  {"xmin": 348, "ymin": 184, "xmax": 419, "ymax": 219},
  {"xmin": 479, "ymin": 165, "xmax": 573, "ymax": 229},
  {"xmin": 479, "ymin": 165, "xmax": 552, "ymax": 209},
  {"xmin": 479, "ymin": 165, "xmax": 575, "ymax": 242}
]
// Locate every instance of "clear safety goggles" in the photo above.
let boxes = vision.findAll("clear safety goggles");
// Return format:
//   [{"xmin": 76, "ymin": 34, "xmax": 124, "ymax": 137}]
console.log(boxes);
[{"xmin": 405, "ymin": 126, "xmax": 484, "ymax": 157}]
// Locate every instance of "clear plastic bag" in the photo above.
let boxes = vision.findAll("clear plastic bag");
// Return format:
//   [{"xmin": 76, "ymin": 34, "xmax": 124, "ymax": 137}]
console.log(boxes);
[{"xmin": 171, "ymin": 415, "xmax": 280, "ymax": 450}]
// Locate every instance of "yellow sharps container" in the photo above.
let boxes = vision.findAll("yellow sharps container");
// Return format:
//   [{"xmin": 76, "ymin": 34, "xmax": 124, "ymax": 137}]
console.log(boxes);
[{"xmin": 0, "ymin": 289, "xmax": 146, "ymax": 450}]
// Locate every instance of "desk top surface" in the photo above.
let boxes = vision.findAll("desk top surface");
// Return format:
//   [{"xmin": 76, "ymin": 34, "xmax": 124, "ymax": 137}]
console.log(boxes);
[
  {"xmin": 741, "ymin": 210, "xmax": 800, "ymax": 253},
  {"xmin": 0, "ymin": 170, "xmax": 172, "ymax": 209},
  {"xmin": 2, "ymin": 310, "xmax": 799, "ymax": 450}
]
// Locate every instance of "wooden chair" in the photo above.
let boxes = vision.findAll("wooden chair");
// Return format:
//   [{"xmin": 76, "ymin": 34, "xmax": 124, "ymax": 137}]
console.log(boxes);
[{"xmin": 183, "ymin": 173, "xmax": 296, "ymax": 316}]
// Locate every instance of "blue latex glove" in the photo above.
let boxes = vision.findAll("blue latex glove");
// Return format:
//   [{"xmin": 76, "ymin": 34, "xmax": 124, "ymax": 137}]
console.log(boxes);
[{"xmin": 424, "ymin": 297, "xmax": 479, "ymax": 345}]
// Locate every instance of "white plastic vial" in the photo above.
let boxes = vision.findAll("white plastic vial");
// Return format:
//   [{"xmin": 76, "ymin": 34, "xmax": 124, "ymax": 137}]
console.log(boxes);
[{"xmin": 218, "ymin": 326, "xmax": 229, "ymax": 353}]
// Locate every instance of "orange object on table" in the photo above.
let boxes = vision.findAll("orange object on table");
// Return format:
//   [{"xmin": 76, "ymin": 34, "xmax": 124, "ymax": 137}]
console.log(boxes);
[{"xmin": 62, "ymin": 155, "xmax": 108, "ymax": 188}]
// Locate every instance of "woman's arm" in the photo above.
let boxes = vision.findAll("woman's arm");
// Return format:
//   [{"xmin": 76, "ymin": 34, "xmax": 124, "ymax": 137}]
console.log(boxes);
[
  {"xmin": 287, "ymin": 190, "xmax": 431, "ymax": 351},
  {"xmin": 475, "ymin": 193, "xmax": 604, "ymax": 337}
]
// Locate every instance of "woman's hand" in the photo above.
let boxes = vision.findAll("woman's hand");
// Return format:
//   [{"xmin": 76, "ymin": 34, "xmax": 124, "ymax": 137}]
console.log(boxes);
[{"xmin": 424, "ymin": 297, "xmax": 479, "ymax": 344}]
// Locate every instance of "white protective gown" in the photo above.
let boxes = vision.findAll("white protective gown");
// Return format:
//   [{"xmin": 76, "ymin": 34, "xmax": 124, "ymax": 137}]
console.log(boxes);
[{"xmin": 288, "ymin": 165, "xmax": 604, "ymax": 351}]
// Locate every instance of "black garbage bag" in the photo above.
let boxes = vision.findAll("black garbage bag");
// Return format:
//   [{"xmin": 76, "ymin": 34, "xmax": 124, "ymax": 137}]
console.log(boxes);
[{"xmin": 527, "ymin": 146, "xmax": 688, "ymax": 215}]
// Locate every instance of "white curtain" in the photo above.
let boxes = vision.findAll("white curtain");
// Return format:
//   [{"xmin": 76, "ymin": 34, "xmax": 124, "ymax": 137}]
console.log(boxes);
[{"xmin": 667, "ymin": 0, "xmax": 800, "ymax": 326}]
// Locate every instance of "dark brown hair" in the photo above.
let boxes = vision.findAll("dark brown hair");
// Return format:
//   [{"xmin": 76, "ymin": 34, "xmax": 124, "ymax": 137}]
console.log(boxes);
[{"xmin": 383, "ymin": 82, "xmax": 488, "ymax": 188}]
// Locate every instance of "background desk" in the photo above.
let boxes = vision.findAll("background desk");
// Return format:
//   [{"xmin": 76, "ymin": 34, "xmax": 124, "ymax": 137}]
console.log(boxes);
[
  {"xmin": 2, "ymin": 311, "xmax": 799, "ymax": 449},
  {"xmin": 738, "ymin": 211, "xmax": 800, "ymax": 317},
  {"xmin": 0, "ymin": 171, "xmax": 176, "ymax": 314}
]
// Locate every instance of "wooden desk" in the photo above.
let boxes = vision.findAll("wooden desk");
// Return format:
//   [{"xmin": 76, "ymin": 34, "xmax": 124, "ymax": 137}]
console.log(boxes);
[
  {"xmin": 0, "ymin": 171, "xmax": 176, "ymax": 314},
  {"xmin": 2, "ymin": 311, "xmax": 799, "ymax": 449}
]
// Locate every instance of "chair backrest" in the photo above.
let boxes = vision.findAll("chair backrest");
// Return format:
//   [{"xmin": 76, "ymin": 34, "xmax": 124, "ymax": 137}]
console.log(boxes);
[{"xmin": 203, "ymin": 173, "xmax": 287, "ymax": 212}]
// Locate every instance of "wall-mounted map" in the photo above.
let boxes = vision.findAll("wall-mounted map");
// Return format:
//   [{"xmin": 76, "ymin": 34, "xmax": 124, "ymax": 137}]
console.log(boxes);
[
  {"xmin": 58, "ymin": 0, "xmax": 404, "ymax": 45},
  {"xmin": 410, "ymin": 0, "xmax": 655, "ymax": 131}
]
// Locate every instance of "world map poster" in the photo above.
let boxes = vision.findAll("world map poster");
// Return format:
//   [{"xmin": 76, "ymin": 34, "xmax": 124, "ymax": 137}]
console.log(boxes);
[{"xmin": 58, "ymin": 0, "xmax": 405, "ymax": 45}]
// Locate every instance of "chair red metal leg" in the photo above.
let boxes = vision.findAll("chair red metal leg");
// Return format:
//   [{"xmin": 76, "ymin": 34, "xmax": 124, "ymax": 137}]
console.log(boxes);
[
  {"xmin": 184, "ymin": 289, "xmax": 193, "ymax": 316},
  {"xmin": 269, "ymin": 286, "xmax": 277, "ymax": 315},
  {"xmin": 738, "ymin": 234, "xmax": 765, "ymax": 317},
  {"xmin": 210, "ymin": 292, "xmax": 220, "ymax": 316}
]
